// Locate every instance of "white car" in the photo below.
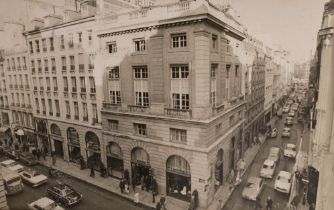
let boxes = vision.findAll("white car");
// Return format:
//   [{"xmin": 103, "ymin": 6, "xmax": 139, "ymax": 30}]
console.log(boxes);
[
  {"xmin": 20, "ymin": 169, "xmax": 48, "ymax": 187},
  {"xmin": 268, "ymin": 147, "xmax": 281, "ymax": 164},
  {"xmin": 260, "ymin": 159, "xmax": 276, "ymax": 179},
  {"xmin": 274, "ymin": 171, "xmax": 292, "ymax": 194},
  {"xmin": 1, "ymin": 159, "xmax": 24, "ymax": 173},
  {"xmin": 281, "ymin": 127, "xmax": 291, "ymax": 138},
  {"xmin": 242, "ymin": 177, "xmax": 264, "ymax": 201},
  {"xmin": 282, "ymin": 106, "xmax": 290, "ymax": 113},
  {"xmin": 28, "ymin": 197, "xmax": 64, "ymax": 210},
  {"xmin": 284, "ymin": 144, "xmax": 297, "ymax": 159},
  {"xmin": 288, "ymin": 111, "xmax": 295, "ymax": 117}
]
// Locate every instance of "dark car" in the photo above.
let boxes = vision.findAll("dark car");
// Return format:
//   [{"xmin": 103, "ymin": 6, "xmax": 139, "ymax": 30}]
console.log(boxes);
[
  {"xmin": 3, "ymin": 147, "xmax": 20, "ymax": 160},
  {"xmin": 19, "ymin": 152, "xmax": 38, "ymax": 166},
  {"xmin": 47, "ymin": 183, "xmax": 83, "ymax": 206}
]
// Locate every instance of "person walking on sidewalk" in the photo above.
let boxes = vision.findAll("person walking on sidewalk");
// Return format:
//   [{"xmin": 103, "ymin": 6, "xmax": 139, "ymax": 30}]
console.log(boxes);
[
  {"xmin": 90, "ymin": 165, "xmax": 95, "ymax": 177},
  {"xmin": 188, "ymin": 195, "xmax": 196, "ymax": 210},
  {"xmin": 134, "ymin": 190, "xmax": 139, "ymax": 206},
  {"xmin": 160, "ymin": 195, "xmax": 166, "ymax": 210},
  {"xmin": 255, "ymin": 197, "xmax": 262, "ymax": 210},
  {"xmin": 228, "ymin": 168, "xmax": 235, "ymax": 184},
  {"xmin": 155, "ymin": 201, "xmax": 162, "ymax": 210},
  {"xmin": 36, "ymin": 149, "xmax": 41, "ymax": 161},
  {"xmin": 239, "ymin": 159, "xmax": 246, "ymax": 175},
  {"xmin": 266, "ymin": 196, "xmax": 273, "ymax": 210},
  {"xmin": 119, "ymin": 179, "xmax": 125, "ymax": 194}
]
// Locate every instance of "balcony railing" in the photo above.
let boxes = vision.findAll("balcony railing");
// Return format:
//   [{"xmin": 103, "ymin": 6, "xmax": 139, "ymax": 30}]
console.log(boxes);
[
  {"xmin": 64, "ymin": 87, "xmax": 68, "ymax": 92},
  {"xmin": 164, "ymin": 108, "xmax": 192, "ymax": 119},
  {"xmin": 21, "ymin": 104, "xmax": 25, "ymax": 108},
  {"xmin": 27, "ymin": 104, "xmax": 32, "ymax": 108},
  {"xmin": 49, "ymin": 112, "xmax": 53, "ymax": 116},
  {"xmin": 47, "ymin": 87, "xmax": 51, "ymax": 91},
  {"xmin": 40, "ymin": 87, "xmax": 44, "ymax": 91},
  {"xmin": 128, "ymin": 105, "xmax": 149, "ymax": 113},
  {"xmin": 54, "ymin": 87, "xmax": 58, "ymax": 91}
]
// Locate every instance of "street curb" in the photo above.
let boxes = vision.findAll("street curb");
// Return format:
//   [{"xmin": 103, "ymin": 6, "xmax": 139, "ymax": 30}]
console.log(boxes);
[{"xmin": 38, "ymin": 162, "xmax": 155, "ymax": 209}]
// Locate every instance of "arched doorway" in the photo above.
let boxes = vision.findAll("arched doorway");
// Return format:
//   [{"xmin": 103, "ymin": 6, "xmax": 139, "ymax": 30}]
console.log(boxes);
[
  {"xmin": 215, "ymin": 149, "xmax": 224, "ymax": 186},
  {"xmin": 131, "ymin": 147, "xmax": 151, "ymax": 188},
  {"xmin": 106, "ymin": 142, "xmax": 124, "ymax": 179},
  {"xmin": 67, "ymin": 127, "xmax": 81, "ymax": 164},
  {"xmin": 85, "ymin": 131, "xmax": 101, "ymax": 171},
  {"xmin": 50, "ymin": 124, "xmax": 63, "ymax": 158},
  {"xmin": 230, "ymin": 137, "xmax": 236, "ymax": 169},
  {"xmin": 166, "ymin": 155, "xmax": 191, "ymax": 201}
]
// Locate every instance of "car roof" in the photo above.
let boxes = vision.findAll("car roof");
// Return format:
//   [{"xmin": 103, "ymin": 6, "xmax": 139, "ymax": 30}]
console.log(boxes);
[
  {"xmin": 247, "ymin": 177, "xmax": 262, "ymax": 184},
  {"xmin": 270, "ymin": 147, "xmax": 280, "ymax": 152},
  {"xmin": 286, "ymin": 143, "xmax": 296, "ymax": 148},
  {"xmin": 32, "ymin": 197, "xmax": 54, "ymax": 208},
  {"xmin": 1, "ymin": 159, "xmax": 15, "ymax": 164},
  {"xmin": 264, "ymin": 159, "xmax": 275, "ymax": 165},
  {"xmin": 278, "ymin": 171, "xmax": 291, "ymax": 178},
  {"xmin": 283, "ymin": 127, "xmax": 290, "ymax": 131}
]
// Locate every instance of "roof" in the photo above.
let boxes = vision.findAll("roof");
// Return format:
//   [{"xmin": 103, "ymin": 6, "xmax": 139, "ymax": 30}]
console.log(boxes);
[
  {"xmin": 286, "ymin": 143, "xmax": 296, "ymax": 148},
  {"xmin": 270, "ymin": 147, "xmax": 280, "ymax": 152},
  {"xmin": 247, "ymin": 176, "xmax": 262, "ymax": 184},
  {"xmin": 31, "ymin": 197, "xmax": 54, "ymax": 208},
  {"xmin": 264, "ymin": 159, "xmax": 275, "ymax": 165},
  {"xmin": 278, "ymin": 171, "xmax": 291, "ymax": 178}
]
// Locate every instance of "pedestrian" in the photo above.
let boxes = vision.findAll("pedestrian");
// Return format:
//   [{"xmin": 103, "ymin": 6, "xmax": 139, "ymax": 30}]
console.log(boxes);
[
  {"xmin": 188, "ymin": 195, "xmax": 195, "ymax": 210},
  {"xmin": 90, "ymin": 165, "xmax": 95, "ymax": 177},
  {"xmin": 36, "ymin": 149, "xmax": 41, "ymax": 161},
  {"xmin": 229, "ymin": 169, "xmax": 235, "ymax": 184},
  {"xmin": 156, "ymin": 201, "xmax": 162, "ymax": 210},
  {"xmin": 239, "ymin": 159, "xmax": 246, "ymax": 175},
  {"xmin": 119, "ymin": 179, "xmax": 125, "ymax": 194},
  {"xmin": 134, "ymin": 191, "xmax": 139, "ymax": 206},
  {"xmin": 266, "ymin": 196, "xmax": 273, "ymax": 210},
  {"xmin": 302, "ymin": 187, "xmax": 307, "ymax": 205},
  {"xmin": 52, "ymin": 151, "xmax": 56, "ymax": 166},
  {"xmin": 124, "ymin": 182, "xmax": 129, "ymax": 194},
  {"xmin": 192, "ymin": 189, "xmax": 199, "ymax": 209},
  {"xmin": 160, "ymin": 195, "xmax": 166, "ymax": 210},
  {"xmin": 32, "ymin": 148, "xmax": 36, "ymax": 158},
  {"xmin": 124, "ymin": 169, "xmax": 130, "ymax": 185},
  {"xmin": 79, "ymin": 156, "xmax": 85, "ymax": 170},
  {"xmin": 42, "ymin": 148, "xmax": 46, "ymax": 160},
  {"xmin": 255, "ymin": 197, "xmax": 262, "ymax": 210},
  {"xmin": 216, "ymin": 200, "xmax": 222, "ymax": 210},
  {"xmin": 151, "ymin": 178, "xmax": 158, "ymax": 203}
]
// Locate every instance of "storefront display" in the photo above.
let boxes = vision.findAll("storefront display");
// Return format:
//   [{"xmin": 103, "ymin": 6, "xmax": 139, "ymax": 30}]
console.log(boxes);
[
  {"xmin": 106, "ymin": 142, "xmax": 124, "ymax": 179},
  {"xmin": 67, "ymin": 127, "xmax": 81, "ymax": 164},
  {"xmin": 131, "ymin": 147, "xmax": 151, "ymax": 188},
  {"xmin": 85, "ymin": 131, "xmax": 101, "ymax": 171}
]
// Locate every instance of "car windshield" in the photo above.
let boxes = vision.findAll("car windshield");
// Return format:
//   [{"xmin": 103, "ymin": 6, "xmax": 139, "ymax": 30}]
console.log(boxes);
[
  {"xmin": 263, "ymin": 164, "xmax": 268, "ymax": 169},
  {"xmin": 7, "ymin": 177, "xmax": 21, "ymax": 185},
  {"xmin": 277, "ymin": 176, "xmax": 290, "ymax": 183}
]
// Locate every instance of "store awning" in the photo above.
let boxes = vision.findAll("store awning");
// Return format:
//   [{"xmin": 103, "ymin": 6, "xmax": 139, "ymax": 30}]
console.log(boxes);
[
  {"xmin": 16, "ymin": 129, "xmax": 24, "ymax": 136},
  {"xmin": 0, "ymin": 127, "xmax": 10, "ymax": 133}
]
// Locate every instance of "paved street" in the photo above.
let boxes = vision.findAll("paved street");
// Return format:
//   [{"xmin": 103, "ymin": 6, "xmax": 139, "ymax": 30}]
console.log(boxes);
[
  {"xmin": 223, "ymin": 112, "xmax": 309, "ymax": 210},
  {"xmin": 3, "ymin": 159, "xmax": 150, "ymax": 210}
]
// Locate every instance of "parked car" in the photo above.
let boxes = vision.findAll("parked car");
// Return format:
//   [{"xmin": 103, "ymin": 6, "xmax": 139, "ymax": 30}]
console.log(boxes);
[
  {"xmin": 242, "ymin": 177, "xmax": 264, "ymax": 201},
  {"xmin": 288, "ymin": 111, "xmax": 295, "ymax": 117},
  {"xmin": 282, "ymin": 106, "xmax": 290, "ymax": 113},
  {"xmin": 19, "ymin": 152, "xmax": 37, "ymax": 166},
  {"xmin": 281, "ymin": 127, "xmax": 291, "ymax": 138},
  {"xmin": 20, "ymin": 169, "xmax": 48, "ymax": 187},
  {"xmin": 1, "ymin": 159, "xmax": 24, "ymax": 173},
  {"xmin": 268, "ymin": 147, "xmax": 281, "ymax": 164},
  {"xmin": 274, "ymin": 171, "xmax": 292, "ymax": 194},
  {"xmin": 267, "ymin": 128, "xmax": 278, "ymax": 138},
  {"xmin": 47, "ymin": 183, "xmax": 83, "ymax": 206},
  {"xmin": 285, "ymin": 118, "xmax": 293, "ymax": 126},
  {"xmin": 260, "ymin": 159, "xmax": 276, "ymax": 179},
  {"xmin": 284, "ymin": 144, "xmax": 297, "ymax": 159},
  {"xmin": 28, "ymin": 197, "xmax": 64, "ymax": 210}
]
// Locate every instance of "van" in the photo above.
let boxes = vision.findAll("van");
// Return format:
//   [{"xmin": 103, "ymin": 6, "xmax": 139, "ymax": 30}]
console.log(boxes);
[{"xmin": 1, "ymin": 167, "xmax": 24, "ymax": 195}]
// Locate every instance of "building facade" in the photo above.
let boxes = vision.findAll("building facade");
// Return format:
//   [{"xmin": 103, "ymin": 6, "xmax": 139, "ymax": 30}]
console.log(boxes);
[{"xmin": 97, "ymin": 0, "xmax": 245, "ymax": 207}]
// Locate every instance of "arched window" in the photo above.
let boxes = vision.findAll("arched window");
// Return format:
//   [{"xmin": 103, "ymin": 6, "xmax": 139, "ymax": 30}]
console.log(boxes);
[
  {"xmin": 106, "ymin": 142, "xmax": 122, "ymax": 158},
  {"xmin": 131, "ymin": 147, "xmax": 149, "ymax": 164},
  {"xmin": 166, "ymin": 155, "xmax": 190, "ymax": 176},
  {"xmin": 67, "ymin": 127, "xmax": 79, "ymax": 145},
  {"xmin": 85, "ymin": 131, "xmax": 100, "ymax": 151},
  {"xmin": 51, "ymin": 124, "xmax": 61, "ymax": 136}
]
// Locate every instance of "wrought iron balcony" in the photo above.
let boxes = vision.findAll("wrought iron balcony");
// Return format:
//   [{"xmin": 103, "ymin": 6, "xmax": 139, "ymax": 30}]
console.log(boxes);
[
  {"xmin": 128, "ymin": 105, "xmax": 149, "ymax": 113},
  {"xmin": 164, "ymin": 108, "xmax": 192, "ymax": 119}
]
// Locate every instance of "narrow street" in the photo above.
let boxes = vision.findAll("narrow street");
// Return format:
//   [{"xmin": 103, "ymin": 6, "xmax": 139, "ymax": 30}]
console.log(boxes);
[
  {"xmin": 223, "ymin": 112, "xmax": 310, "ymax": 210},
  {"xmin": 3, "ymin": 158, "xmax": 151, "ymax": 210}
]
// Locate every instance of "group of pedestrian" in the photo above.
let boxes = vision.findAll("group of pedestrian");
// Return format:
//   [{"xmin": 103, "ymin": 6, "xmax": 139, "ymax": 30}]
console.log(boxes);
[
  {"xmin": 155, "ymin": 195, "xmax": 166, "ymax": 210},
  {"xmin": 255, "ymin": 196, "xmax": 273, "ymax": 210},
  {"xmin": 31, "ymin": 148, "xmax": 46, "ymax": 161},
  {"xmin": 119, "ymin": 178, "xmax": 130, "ymax": 194}
]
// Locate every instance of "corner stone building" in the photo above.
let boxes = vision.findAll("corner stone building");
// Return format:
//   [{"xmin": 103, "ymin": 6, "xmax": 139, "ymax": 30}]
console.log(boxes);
[{"xmin": 97, "ymin": 1, "xmax": 246, "ymax": 208}]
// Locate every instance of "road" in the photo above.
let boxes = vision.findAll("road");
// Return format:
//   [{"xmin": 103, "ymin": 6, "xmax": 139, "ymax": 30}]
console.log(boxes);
[
  {"xmin": 223, "ymin": 111, "xmax": 309, "ymax": 210},
  {"xmin": 3, "ymin": 158, "xmax": 151, "ymax": 210}
]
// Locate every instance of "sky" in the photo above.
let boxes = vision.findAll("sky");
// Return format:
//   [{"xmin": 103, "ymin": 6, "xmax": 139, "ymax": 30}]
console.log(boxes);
[{"xmin": 0, "ymin": 0, "xmax": 328, "ymax": 62}]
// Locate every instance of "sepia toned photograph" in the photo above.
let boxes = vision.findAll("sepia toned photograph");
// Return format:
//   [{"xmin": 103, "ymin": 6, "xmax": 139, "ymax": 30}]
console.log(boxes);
[{"xmin": 0, "ymin": 0, "xmax": 332, "ymax": 209}]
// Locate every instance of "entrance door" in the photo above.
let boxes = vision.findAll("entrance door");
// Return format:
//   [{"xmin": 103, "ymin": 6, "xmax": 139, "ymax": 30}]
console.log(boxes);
[
  {"xmin": 107, "ymin": 156, "xmax": 124, "ymax": 179},
  {"xmin": 131, "ymin": 162, "xmax": 150, "ymax": 187},
  {"xmin": 87, "ymin": 151, "xmax": 101, "ymax": 171},
  {"xmin": 53, "ymin": 140, "xmax": 64, "ymax": 158}
]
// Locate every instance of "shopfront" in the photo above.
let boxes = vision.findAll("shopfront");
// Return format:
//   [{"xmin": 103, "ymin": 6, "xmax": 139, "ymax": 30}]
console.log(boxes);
[
  {"xmin": 131, "ymin": 147, "xmax": 151, "ymax": 187},
  {"xmin": 166, "ymin": 155, "xmax": 191, "ymax": 201},
  {"xmin": 35, "ymin": 118, "xmax": 49, "ymax": 154},
  {"xmin": 67, "ymin": 127, "xmax": 81, "ymax": 164},
  {"xmin": 50, "ymin": 124, "xmax": 64, "ymax": 158},
  {"xmin": 106, "ymin": 142, "xmax": 124, "ymax": 179},
  {"xmin": 229, "ymin": 137, "xmax": 236, "ymax": 169},
  {"xmin": 0, "ymin": 127, "xmax": 11, "ymax": 146},
  {"xmin": 85, "ymin": 131, "xmax": 101, "ymax": 171},
  {"xmin": 215, "ymin": 149, "xmax": 224, "ymax": 187}
]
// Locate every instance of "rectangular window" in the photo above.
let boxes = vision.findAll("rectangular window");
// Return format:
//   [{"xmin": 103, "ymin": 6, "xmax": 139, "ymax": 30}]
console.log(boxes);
[
  {"xmin": 74, "ymin": 101, "xmax": 79, "ymax": 119},
  {"xmin": 55, "ymin": 100, "xmax": 60, "ymax": 116},
  {"xmin": 108, "ymin": 67, "xmax": 119, "ymax": 79},
  {"xmin": 31, "ymin": 60, "xmax": 35, "ymax": 73},
  {"xmin": 134, "ymin": 123, "xmax": 147, "ymax": 136},
  {"xmin": 226, "ymin": 64, "xmax": 231, "ymax": 78},
  {"xmin": 92, "ymin": 103, "xmax": 98, "ymax": 122},
  {"xmin": 41, "ymin": 99, "xmax": 46, "ymax": 114},
  {"xmin": 39, "ymin": 77, "xmax": 43, "ymax": 90},
  {"xmin": 88, "ymin": 53, "xmax": 94, "ymax": 69},
  {"xmin": 108, "ymin": 120, "xmax": 118, "ymax": 131},
  {"xmin": 63, "ymin": 77, "xmax": 68, "ymax": 91},
  {"xmin": 42, "ymin": 38, "xmax": 47, "ymax": 52},
  {"xmin": 171, "ymin": 65, "xmax": 189, "ymax": 78},
  {"xmin": 170, "ymin": 128, "xmax": 187, "ymax": 143},
  {"xmin": 35, "ymin": 40, "xmax": 40, "ymax": 53},
  {"xmin": 60, "ymin": 35, "xmax": 65, "ymax": 49},
  {"xmin": 133, "ymin": 66, "xmax": 148, "ymax": 79},
  {"xmin": 49, "ymin": 37, "xmax": 54, "ymax": 51},
  {"xmin": 71, "ymin": 77, "xmax": 77, "ymax": 92},
  {"xmin": 29, "ymin": 41, "xmax": 33, "ymax": 53},
  {"xmin": 80, "ymin": 77, "xmax": 86, "ymax": 92},
  {"xmin": 109, "ymin": 90, "xmax": 121, "ymax": 104},
  {"xmin": 37, "ymin": 59, "xmax": 42, "ymax": 72},
  {"xmin": 44, "ymin": 59, "xmax": 48, "ymax": 72},
  {"xmin": 235, "ymin": 65, "xmax": 239, "ymax": 76},
  {"xmin": 211, "ymin": 64, "xmax": 218, "ymax": 79},
  {"xmin": 68, "ymin": 33, "xmax": 74, "ymax": 48},
  {"xmin": 23, "ymin": 57, "xmax": 26, "ymax": 69},
  {"xmin": 65, "ymin": 101, "xmax": 70, "ymax": 118},
  {"xmin": 35, "ymin": 98, "xmax": 39, "ymax": 112},
  {"xmin": 134, "ymin": 39, "xmax": 146, "ymax": 52},
  {"xmin": 89, "ymin": 77, "xmax": 96, "ymax": 93},
  {"xmin": 78, "ymin": 32, "xmax": 82, "ymax": 43},
  {"xmin": 61, "ymin": 56, "xmax": 66, "ymax": 71},
  {"xmin": 46, "ymin": 77, "xmax": 50, "ymax": 90},
  {"xmin": 135, "ymin": 92, "xmax": 149, "ymax": 107},
  {"xmin": 53, "ymin": 77, "xmax": 58, "ymax": 91},
  {"xmin": 88, "ymin": 30, "xmax": 92, "ymax": 45},
  {"xmin": 48, "ymin": 99, "xmax": 53, "ymax": 115},
  {"xmin": 107, "ymin": 42, "xmax": 117, "ymax": 53},
  {"xmin": 210, "ymin": 91, "xmax": 216, "ymax": 106},
  {"xmin": 212, "ymin": 34, "xmax": 218, "ymax": 49},
  {"xmin": 82, "ymin": 102, "xmax": 88, "ymax": 121},
  {"xmin": 51, "ymin": 58, "xmax": 56, "ymax": 72},
  {"xmin": 172, "ymin": 93, "xmax": 189, "ymax": 110},
  {"xmin": 70, "ymin": 55, "xmax": 75, "ymax": 71},
  {"xmin": 171, "ymin": 33, "xmax": 187, "ymax": 48}
]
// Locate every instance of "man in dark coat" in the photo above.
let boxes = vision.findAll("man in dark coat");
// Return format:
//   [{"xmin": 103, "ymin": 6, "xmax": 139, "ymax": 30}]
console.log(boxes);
[{"xmin": 119, "ymin": 179, "xmax": 125, "ymax": 194}]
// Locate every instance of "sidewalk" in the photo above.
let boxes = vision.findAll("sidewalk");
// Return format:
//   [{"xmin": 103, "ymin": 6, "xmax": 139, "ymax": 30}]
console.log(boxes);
[{"xmin": 38, "ymin": 157, "xmax": 189, "ymax": 210}]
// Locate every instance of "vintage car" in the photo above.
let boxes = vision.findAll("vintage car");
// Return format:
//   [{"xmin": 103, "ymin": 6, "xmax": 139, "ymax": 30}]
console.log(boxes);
[
  {"xmin": 19, "ymin": 152, "xmax": 37, "ymax": 166},
  {"xmin": 268, "ymin": 147, "xmax": 281, "ymax": 164},
  {"xmin": 47, "ymin": 183, "xmax": 83, "ymax": 206},
  {"xmin": 282, "ymin": 106, "xmax": 290, "ymax": 113},
  {"xmin": 19, "ymin": 169, "xmax": 48, "ymax": 187},
  {"xmin": 28, "ymin": 197, "xmax": 64, "ymax": 210},
  {"xmin": 284, "ymin": 144, "xmax": 297, "ymax": 159},
  {"xmin": 281, "ymin": 127, "xmax": 291, "ymax": 138},
  {"xmin": 288, "ymin": 111, "xmax": 295, "ymax": 117},
  {"xmin": 1, "ymin": 159, "xmax": 24, "ymax": 173},
  {"xmin": 242, "ymin": 177, "xmax": 264, "ymax": 201},
  {"xmin": 285, "ymin": 118, "xmax": 293, "ymax": 126},
  {"xmin": 260, "ymin": 159, "xmax": 276, "ymax": 179},
  {"xmin": 274, "ymin": 171, "xmax": 292, "ymax": 194},
  {"xmin": 269, "ymin": 128, "xmax": 278, "ymax": 138}
]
